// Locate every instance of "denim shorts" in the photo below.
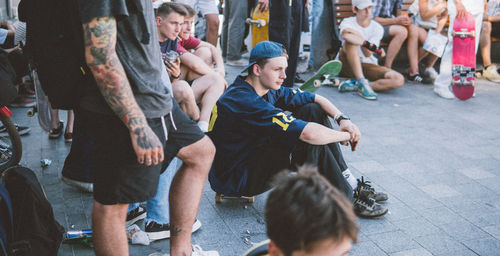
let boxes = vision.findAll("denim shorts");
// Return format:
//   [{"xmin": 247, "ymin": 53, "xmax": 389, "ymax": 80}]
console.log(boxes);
[{"xmin": 81, "ymin": 101, "xmax": 205, "ymax": 205}]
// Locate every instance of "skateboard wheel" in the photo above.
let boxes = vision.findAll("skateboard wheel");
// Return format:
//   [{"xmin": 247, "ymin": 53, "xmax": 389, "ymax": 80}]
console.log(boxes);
[
  {"xmin": 470, "ymin": 30, "xmax": 475, "ymax": 38},
  {"xmin": 331, "ymin": 78, "xmax": 340, "ymax": 86},
  {"xmin": 215, "ymin": 193, "xmax": 223, "ymax": 203},
  {"xmin": 451, "ymin": 31, "xmax": 455, "ymax": 37},
  {"xmin": 248, "ymin": 197, "xmax": 255, "ymax": 203},
  {"xmin": 313, "ymin": 80, "xmax": 321, "ymax": 88},
  {"xmin": 27, "ymin": 109, "xmax": 34, "ymax": 117}
]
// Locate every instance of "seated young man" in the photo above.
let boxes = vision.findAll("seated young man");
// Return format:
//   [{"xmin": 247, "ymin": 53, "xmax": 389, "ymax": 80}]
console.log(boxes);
[
  {"xmin": 178, "ymin": 4, "xmax": 226, "ymax": 80},
  {"xmin": 372, "ymin": 0, "xmax": 432, "ymax": 83},
  {"xmin": 156, "ymin": 2, "xmax": 224, "ymax": 132},
  {"xmin": 243, "ymin": 166, "xmax": 358, "ymax": 256},
  {"xmin": 480, "ymin": 0, "xmax": 500, "ymax": 82},
  {"xmin": 208, "ymin": 41, "xmax": 389, "ymax": 218},
  {"xmin": 337, "ymin": 0, "xmax": 404, "ymax": 100}
]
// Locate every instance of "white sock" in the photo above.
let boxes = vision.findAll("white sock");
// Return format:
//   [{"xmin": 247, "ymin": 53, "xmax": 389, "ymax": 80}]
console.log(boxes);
[
  {"xmin": 342, "ymin": 169, "xmax": 358, "ymax": 190},
  {"xmin": 197, "ymin": 121, "xmax": 209, "ymax": 133}
]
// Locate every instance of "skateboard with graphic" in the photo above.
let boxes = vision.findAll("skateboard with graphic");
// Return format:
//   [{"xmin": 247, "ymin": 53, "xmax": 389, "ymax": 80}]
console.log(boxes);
[
  {"xmin": 299, "ymin": 60, "xmax": 342, "ymax": 93},
  {"xmin": 26, "ymin": 68, "xmax": 51, "ymax": 132},
  {"xmin": 451, "ymin": 12, "xmax": 475, "ymax": 100},
  {"xmin": 246, "ymin": 5, "xmax": 269, "ymax": 48},
  {"xmin": 215, "ymin": 193, "xmax": 254, "ymax": 203}
]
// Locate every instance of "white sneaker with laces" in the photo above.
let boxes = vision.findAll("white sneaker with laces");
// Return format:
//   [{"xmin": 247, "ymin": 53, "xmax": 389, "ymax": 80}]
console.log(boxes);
[
  {"xmin": 424, "ymin": 67, "xmax": 438, "ymax": 80},
  {"xmin": 191, "ymin": 244, "xmax": 219, "ymax": 256},
  {"xmin": 434, "ymin": 86, "xmax": 455, "ymax": 99},
  {"xmin": 483, "ymin": 65, "xmax": 500, "ymax": 83}
]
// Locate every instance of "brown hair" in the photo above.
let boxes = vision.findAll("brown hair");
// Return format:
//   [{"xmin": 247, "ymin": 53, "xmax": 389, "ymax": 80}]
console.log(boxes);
[
  {"xmin": 156, "ymin": 2, "xmax": 188, "ymax": 18},
  {"xmin": 180, "ymin": 3, "xmax": 197, "ymax": 18},
  {"xmin": 247, "ymin": 48, "xmax": 288, "ymax": 76},
  {"xmin": 265, "ymin": 166, "xmax": 358, "ymax": 255}
]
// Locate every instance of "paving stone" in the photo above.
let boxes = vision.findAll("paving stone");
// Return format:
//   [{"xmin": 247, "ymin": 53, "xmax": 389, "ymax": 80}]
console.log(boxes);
[
  {"xmin": 391, "ymin": 217, "xmax": 442, "ymax": 238},
  {"xmin": 458, "ymin": 167, "xmax": 496, "ymax": 180},
  {"xmin": 350, "ymin": 241, "xmax": 388, "ymax": 256},
  {"xmin": 414, "ymin": 233, "xmax": 472, "ymax": 255},
  {"xmin": 358, "ymin": 218, "xmax": 399, "ymax": 235},
  {"xmin": 439, "ymin": 220, "xmax": 491, "ymax": 242},
  {"xmin": 367, "ymin": 231, "xmax": 421, "ymax": 254},
  {"xmin": 482, "ymin": 225, "xmax": 500, "ymax": 240},
  {"xmin": 419, "ymin": 206, "xmax": 467, "ymax": 226},
  {"xmin": 419, "ymin": 184, "xmax": 461, "ymax": 199},
  {"xmin": 462, "ymin": 238, "xmax": 500, "ymax": 256},
  {"xmin": 350, "ymin": 160, "xmax": 388, "ymax": 174},
  {"xmin": 389, "ymin": 248, "xmax": 433, "ymax": 256}
]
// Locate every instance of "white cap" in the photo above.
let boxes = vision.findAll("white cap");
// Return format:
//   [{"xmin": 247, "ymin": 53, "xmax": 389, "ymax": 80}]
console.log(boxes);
[{"xmin": 352, "ymin": 0, "xmax": 373, "ymax": 9}]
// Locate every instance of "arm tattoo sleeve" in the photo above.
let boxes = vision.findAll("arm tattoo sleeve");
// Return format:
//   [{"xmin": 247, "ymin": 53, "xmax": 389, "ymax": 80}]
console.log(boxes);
[{"xmin": 82, "ymin": 17, "xmax": 157, "ymax": 151}]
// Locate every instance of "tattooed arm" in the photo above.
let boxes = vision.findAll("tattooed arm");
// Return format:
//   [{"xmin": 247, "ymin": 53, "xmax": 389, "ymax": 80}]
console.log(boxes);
[{"xmin": 82, "ymin": 16, "xmax": 164, "ymax": 166}]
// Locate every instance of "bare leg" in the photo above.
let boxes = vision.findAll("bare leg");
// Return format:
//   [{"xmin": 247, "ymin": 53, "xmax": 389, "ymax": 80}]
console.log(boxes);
[
  {"xmin": 191, "ymin": 73, "xmax": 225, "ymax": 123},
  {"xmin": 385, "ymin": 25, "xmax": 408, "ymax": 69},
  {"xmin": 342, "ymin": 42, "xmax": 364, "ymax": 79},
  {"xmin": 480, "ymin": 21, "xmax": 492, "ymax": 67},
  {"xmin": 205, "ymin": 14, "xmax": 220, "ymax": 46},
  {"xmin": 170, "ymin": 136, "xmax": 215, "ymax": 255},
  {"xmin": 407, "ymin": 24, "xmax": 420, "ymax": 74},
  {"xmin": 370, "ymin": 70, "xmax": 405, "ymax": 91},
  {"xmin": 193, "ymin": 47, "xmax": 213, "ymax": 66},
  {"xmin": 49, "ymin": 104, "xmax": 59, "ymax": 129},
  {"xmin": 92, "ymin": 202, "xmax": 129, "ymax": 256},
  {"xmin": 66, "ymin": 110, "xmax": 74, "ymax": 133},
  {"xmin": 172, "ymin": 80, "xmax": 200, "ymax": 121}
]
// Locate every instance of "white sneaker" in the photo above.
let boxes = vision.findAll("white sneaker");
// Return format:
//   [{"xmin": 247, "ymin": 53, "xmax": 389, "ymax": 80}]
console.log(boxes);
[
  {"xmin": 226, "ymin": 58, "xmax": 248, "ymax": 67},
  {"xmin": 483, "ymin": 65, "xmax": 500, "ymax": 83},
  {"xmin": 434, "ymin": 87, "xmax": 455, "ymax": 99},
  {"xmin": 191, "ymin": 244, "xmax": 219, "ymax": 256},
  {"xmin": 424, "ymin": 67, "xmax": 438, "ymax": 80}
]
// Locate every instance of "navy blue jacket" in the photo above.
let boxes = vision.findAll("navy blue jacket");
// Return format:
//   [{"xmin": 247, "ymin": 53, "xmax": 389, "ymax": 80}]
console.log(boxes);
[{"xmin": 207, "ymin": 76, "xmax": 315, "ymax": 195}]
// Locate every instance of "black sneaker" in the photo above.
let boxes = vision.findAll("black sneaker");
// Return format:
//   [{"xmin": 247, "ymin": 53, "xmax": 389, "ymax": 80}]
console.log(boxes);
[
  {"xmin": 126, "ymin": 206, "xmax": 146, "ymax": 227},
  {"xmin": 294, "ymin": 74, "xmax": 305, "ymax": 84},
  {"xmin": 0, "ymin": 125, "xmax": 31, "ymax": 137},
  {"xmin": 353, "ymin": 194, "xmax": 388, "ymax": 219},
  {"xmin": 407, "ymin": 73, "xmax": 433, "ymax": 84},
  {"xmin": 145, "ymin": 219, "xmax": 202, "ymax": 241},
  {"xmin": 357, "ymin": 176, "xmax": 388, "ymax": 203},
  {"xmin": 48, "ymin": 121, "xmax": 63, "ymax": 139}
]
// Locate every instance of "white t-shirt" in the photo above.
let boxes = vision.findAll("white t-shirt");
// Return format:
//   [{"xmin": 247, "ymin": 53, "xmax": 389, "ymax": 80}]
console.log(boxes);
[{"xmin": 339, "ymin": 17, "xmax": 384, "ymax": 65}]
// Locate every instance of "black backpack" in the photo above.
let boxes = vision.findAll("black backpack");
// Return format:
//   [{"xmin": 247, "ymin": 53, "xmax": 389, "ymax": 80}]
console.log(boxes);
[
  {"xmin": 1, "ymin": 166, "xmax": 65, "ymax": 256},
  {"xmin": 18, "ymin": 0, "xmax": 94, "ymax": 110}
]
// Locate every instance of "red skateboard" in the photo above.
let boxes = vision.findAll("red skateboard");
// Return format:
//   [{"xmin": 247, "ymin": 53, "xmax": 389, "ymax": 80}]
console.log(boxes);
[{"xmin": 451, "ymin": 12, "xmax": 476, "ymax": 100}]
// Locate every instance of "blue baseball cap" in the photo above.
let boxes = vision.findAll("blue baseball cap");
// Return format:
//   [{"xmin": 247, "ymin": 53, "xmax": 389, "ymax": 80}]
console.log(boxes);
[{"xmin": 242, "ymin": 41, "xmax": 286, "ymax": 73}]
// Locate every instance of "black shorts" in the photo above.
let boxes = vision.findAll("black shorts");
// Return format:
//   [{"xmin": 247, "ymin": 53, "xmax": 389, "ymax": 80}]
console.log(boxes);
[
  {"xmin": 492, "ymin": 22, "xmax": 500, "ymax": 38},
  {"xmin": 81, "ymin": 101, "xmax": 205, "ymax": 205},
  {"xmin": 382, "ymin": 25, "xmax": 392, "ymax": 43}
]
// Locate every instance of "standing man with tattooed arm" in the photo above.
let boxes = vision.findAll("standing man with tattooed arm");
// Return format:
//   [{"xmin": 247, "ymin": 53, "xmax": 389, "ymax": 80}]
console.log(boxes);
[{"xmin": 77, "ymin": 1, "xmax": 217, "ymax": 255}]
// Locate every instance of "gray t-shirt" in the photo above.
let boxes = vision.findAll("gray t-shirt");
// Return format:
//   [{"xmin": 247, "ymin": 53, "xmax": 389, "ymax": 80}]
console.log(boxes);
[{"xmin": 77, "ymin": 0, "xmax": 172, "ymax": 118}]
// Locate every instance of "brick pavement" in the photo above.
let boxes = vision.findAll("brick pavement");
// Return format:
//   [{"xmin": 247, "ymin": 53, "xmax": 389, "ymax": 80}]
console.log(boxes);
[{"xmin": 8, "ymin": 63, "xmax": 500, "ymax": 255}]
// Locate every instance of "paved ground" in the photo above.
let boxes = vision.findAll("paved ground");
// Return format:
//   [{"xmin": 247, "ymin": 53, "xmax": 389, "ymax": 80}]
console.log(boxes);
[{"xmin": 8, "ymin": 61, "xmax": 500, "ymax": 256}]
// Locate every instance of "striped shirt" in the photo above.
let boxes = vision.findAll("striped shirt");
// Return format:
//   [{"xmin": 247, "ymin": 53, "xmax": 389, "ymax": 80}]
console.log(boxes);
[{"xmin": 372, "ymin": 0, "xmax": 403, "ymax": 18}]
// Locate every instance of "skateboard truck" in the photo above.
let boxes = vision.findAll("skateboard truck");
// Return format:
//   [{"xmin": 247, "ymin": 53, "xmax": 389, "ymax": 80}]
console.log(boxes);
[
  {"xmin": 313, "ymin": 75, "xmax": 340, "ymax": 88},
  {"xmin": 451, "ymin": 28, "xmax": 475, "ymax": 39},
  {"xmin": 215, "ymin": 193, "xmax": 255, "ymax": 203},
  {"xmin": 246, "ymin": 18, "xmax": 266, "ymax": 28}
]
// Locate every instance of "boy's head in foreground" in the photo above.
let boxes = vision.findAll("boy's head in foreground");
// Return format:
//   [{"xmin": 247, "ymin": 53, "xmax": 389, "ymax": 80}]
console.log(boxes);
[{"xmin": 265, "ymin": 166, "xmax": 358, "ymax": 256}]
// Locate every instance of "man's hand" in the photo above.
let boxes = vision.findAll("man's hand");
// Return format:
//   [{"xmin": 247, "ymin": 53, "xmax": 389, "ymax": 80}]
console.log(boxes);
[
  {"xmin": 165, "ymin": 57, "xmax": 181, "ymax": 79},
  {"xmin": 130, "ymin": 125, "xmax": 164, "ymax": 166},
  {"xmin": 456, "ymin": 1, "xmax": 467, "ymax": 20},
  {"xmin": 397, "ymin": 15, "xmax": 412, "ymax": 26},
  {"xmin": 338, "ymin": 120, "xmax": 361, "ymax": 150},
  {"xmin": 258, "ymin": 0, "xmax": 269, "ymax": 12}
]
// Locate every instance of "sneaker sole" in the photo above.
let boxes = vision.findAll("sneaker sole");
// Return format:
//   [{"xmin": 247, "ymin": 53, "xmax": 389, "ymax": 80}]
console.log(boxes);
[
  {"xmin": 147, "ymin": 220, "xmax": 202, "ymax": 241},
  {"xmin": 61, "ymin": 176, "xmax": 93, "ymax": 193},
  {"xmin": 126, "ymin": 211, "xmax": 147, "ymax": 227},
  {"xmin": 357, "ymin": 91, "xmax": 377, "ymax": 100},
  {"xmin": 356, "ymin": 208, "xmax": 389, "ymax": 219}
]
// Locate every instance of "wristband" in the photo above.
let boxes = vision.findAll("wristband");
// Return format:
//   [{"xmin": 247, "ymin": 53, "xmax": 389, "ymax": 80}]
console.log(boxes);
[
  {"xmin": 362, "ymin": 41, "xmax": 383, "ymax": 55},
  {"xmin": 171, "ymin": 72, "xmax": 181, "ymax": 79}
]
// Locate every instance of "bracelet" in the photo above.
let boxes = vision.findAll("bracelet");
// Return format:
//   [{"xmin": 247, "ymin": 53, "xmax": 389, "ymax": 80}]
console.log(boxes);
[{"xmin": 171, "ymin": 72, "xmax": 181, "ymax": 79}]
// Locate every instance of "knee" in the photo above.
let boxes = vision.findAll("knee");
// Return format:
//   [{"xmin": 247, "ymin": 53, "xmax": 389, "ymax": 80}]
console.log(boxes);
[
  {"xmin": 174, "ymin": 81, "xmax": 195, "ymax": 102},
  {"xmin": 181, "ymin": 137, "xmax": 215, "ymax": 169},
  {"xmin": 387, "ymin": 71, "xmax": 405, "ymax": 88},
  {"xmin": 195, "ymin": 47, "xmax": 212, "ymax": 60},
  {"xmin": 206, "ymin": 72, "xmax": 226, "ymax": 91},
  {"xmin": 296, "ymin": 103, "xmax": 327, "ymax": 122},
  {"xmin": 482, "ymin": 22, "xmax": 491, "ymax": 34},
  {"xmin": 207, "ymin": 15, "xmax": 220, "ymax": 31},
  {"xmin": 392, "ymin": 26, "xmax": 408, "ymax": 40}
]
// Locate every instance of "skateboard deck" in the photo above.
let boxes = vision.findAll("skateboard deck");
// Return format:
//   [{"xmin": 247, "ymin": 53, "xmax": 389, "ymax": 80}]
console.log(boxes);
[
  {"xmin": 246, "ymin": 6, "xmax": 269, "ymax": 48},
  {"xmin": 451, "ymin": 12, "xmax": 475, "ymax": 100},
  {"xmin": 215, "ymin": 193, "xmax": 254, "ymax": 203},
  {"xmin": 27, "ymin": 69, "xmax": 51, "ymax": 132},
  {"xmin": 299, "ymin": 60, "xmax": 342, "ymax": 92}
]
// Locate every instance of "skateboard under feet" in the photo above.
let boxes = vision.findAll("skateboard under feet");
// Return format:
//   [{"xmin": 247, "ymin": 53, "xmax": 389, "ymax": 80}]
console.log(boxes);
[{"xmin": 215, "ymin": 193, "xmax": 254, "ymax": 204}]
